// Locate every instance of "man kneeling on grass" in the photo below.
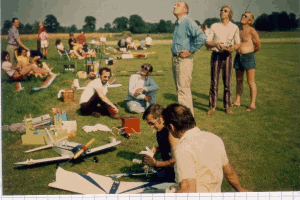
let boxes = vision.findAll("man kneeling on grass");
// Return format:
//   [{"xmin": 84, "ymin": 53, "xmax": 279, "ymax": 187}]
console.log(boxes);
[
  {"xmin": 80, "ymin": 67, "xmax": 119, "ymax": 118},
  {"xmin": 125, "ymin": 63, "xmax": 159, "ymax": 114},
  {"xmin": 162, "ymin": 103, "xmax": 251, "ymax": 193},
  {"xmin": 142, "ymin": 104, "xmax": 179, "ymax": 182}
]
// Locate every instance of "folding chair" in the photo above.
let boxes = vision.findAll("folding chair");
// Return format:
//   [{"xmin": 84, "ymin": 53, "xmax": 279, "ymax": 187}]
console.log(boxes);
[{"xmin": 57, "ymin": 49, "xmax": 71, "ymax": 60}]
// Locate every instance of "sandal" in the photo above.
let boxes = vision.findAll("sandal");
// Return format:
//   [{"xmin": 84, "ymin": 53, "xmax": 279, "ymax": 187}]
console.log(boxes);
[
  {"xmin": 246, "ymin": 107, "xmax": 256, "ymax": 112},
  {"xmin": 233, "ymin": 103, "xmax": 241, "ymax": 107}
]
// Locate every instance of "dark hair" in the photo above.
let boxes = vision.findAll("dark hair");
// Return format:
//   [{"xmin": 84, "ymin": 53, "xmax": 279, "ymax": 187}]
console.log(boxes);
[
  {"xmin": 161, "ymin": 103, "xmax": 196, "ymax": 133},
  {"xmin": 69, "ymin": 33, "xmax": 74, "ymax": 37},
  {"xmin": 17, "ymin": 47, "xmax": 26, "ymax": 55},
  {"xmin": 141, "ymin": 63, "xmax": 153, "ymax": 72},
  {"xmin": 99, "ymin": 67, "xmax": 111, "ymax": 77},
  {"xmin": 1, "ymin": 51, "xmax": 9, "ymax": 62},
  {"xmin": 55, "ymin": 39, "xmax": 61, "ymax": 46},
  {"xmin": 143, "ymin": 104, "xmax": 164, "ymax": 120},
  {"xmin": 42, "ymin": 27, "xmax": 47, "ymax": 32},
  {"xmin": 12, "ymin": 18, "xmax": 18, "ymax": 23}
]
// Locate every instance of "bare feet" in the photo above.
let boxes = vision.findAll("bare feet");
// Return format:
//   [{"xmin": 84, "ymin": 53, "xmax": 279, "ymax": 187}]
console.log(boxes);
[
  {"xmin": 233, "ymin": 102, "xmax": 241, "ymax": 107},
  {"xmin": 246, "ymin": 107, "xmax": 256, "ymax": 112},
  {"xmin": 225, "ymin": 108, "xmax": 233, "ymax": 114},
  {"xmin": 207, "ymin": 108, "xmax": 215, "ymax": 115}
]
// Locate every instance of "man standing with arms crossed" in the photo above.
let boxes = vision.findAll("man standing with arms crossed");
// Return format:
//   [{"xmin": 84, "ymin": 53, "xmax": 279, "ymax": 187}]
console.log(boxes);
[
  {"xmin": 171, "ymin": 1, "xmax": 206, "ymax": 116},
  {"xmin": 6, "ymin": 18, "xmax": 30, "ymax": 64}
]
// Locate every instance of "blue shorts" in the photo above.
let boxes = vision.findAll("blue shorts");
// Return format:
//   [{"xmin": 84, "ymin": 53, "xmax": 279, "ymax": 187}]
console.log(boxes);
[{"xmin": 234, "ymin": 52, "xmax": 256, "ymax": 70}]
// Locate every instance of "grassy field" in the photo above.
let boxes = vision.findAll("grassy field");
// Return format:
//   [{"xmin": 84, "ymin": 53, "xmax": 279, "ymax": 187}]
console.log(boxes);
[{"xmin": 1, "ymin": 33, "xmax": 300, "ymax": 195}]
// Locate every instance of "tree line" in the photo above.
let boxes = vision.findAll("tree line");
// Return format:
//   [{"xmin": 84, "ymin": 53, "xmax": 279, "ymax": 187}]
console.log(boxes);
[{"xmin": 1, "ymin": 11, "xmax": 299, "ymax": 35}]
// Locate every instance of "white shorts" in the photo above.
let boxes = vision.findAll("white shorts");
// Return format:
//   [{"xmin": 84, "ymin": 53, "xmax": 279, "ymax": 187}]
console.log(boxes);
[{"xmin": 41, "ymin": 40, "xmax": 48, "ymax": 48}]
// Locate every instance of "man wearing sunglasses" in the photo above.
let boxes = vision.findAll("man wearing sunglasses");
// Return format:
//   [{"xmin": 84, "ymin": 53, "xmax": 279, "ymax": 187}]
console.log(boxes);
[
  {"xmin": 172, "ymin": 1, "xmax": 207, "ymax": 116},
  {"xmin": 206, "ymin": 5, "xmax": 241, "ymax": 115},
  {"xmin": 162, "ymin": 103, "xmax": 251, "ymax": 193},
  {"xmin": 80, "ymin": 67, "xmax": 119, "ymax": 118},
  {"xmin": 141, "ymin": 104, "xmax": 178, "ymax": 182},
  {"xmin": 125, "ymin": 63, "xmax": 159, "ymax": 113}
]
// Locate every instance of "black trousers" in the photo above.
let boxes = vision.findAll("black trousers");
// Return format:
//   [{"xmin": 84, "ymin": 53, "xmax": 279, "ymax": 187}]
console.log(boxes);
[{"xmin": 80, "ymin": 93, "xmax": 111, "ymax": 116}]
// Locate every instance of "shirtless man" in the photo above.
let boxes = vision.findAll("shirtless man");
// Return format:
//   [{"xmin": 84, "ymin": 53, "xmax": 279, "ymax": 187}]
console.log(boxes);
[{"xmin": 233, "ymin": 12, "xmax": 261, "ymax": 111}]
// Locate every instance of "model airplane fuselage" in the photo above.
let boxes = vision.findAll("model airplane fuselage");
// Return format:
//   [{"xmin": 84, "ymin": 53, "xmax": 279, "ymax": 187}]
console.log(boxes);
[{"xmin": 15, "ymin": 129, "xmax": 121, "ymax": 166}]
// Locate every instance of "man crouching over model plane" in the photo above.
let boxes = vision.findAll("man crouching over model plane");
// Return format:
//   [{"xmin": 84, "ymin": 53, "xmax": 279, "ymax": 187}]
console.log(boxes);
[{"xmin": 80, "ymin": 67, "xmax": 119, "ymax": 118}]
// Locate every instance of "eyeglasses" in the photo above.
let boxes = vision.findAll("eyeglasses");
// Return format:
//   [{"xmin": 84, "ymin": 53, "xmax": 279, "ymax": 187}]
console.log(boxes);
[
  {"xmin": 242, "ymin": 14, "xmax": 249, "ymax": 18},
  {"xmin": 141, "ymin": 65, "xmax": 151, "ymax": 71},
  {"xmin": 220, "ymin": 9, "xmax": 229, "ymax": 13},
  {"xmin": 147, "ymin": 118, "xmax": 159, "ymax": 126}
]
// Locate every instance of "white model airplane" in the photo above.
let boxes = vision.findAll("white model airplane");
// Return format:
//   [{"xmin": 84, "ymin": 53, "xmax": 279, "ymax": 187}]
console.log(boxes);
[{"xmin": 15, "ymin": 129, "xmax": 121, "ymax": 166}]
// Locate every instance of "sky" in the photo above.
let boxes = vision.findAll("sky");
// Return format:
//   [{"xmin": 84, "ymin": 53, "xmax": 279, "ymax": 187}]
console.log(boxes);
[{"xmin": 1, "ymin": 0, "xmax": 299, "ymax": 30}]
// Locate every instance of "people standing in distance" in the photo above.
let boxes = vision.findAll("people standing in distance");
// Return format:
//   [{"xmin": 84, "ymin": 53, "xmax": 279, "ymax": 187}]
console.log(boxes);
[{"xmin": 6, "ymin": 18, "xmax": 30, "ymax": 65}]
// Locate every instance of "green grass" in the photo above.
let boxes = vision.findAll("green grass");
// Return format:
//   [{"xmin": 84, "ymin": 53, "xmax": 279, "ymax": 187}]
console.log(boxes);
[{"xmin": 1, "ymin": 33, "xmax": 300, "ymax": 195}]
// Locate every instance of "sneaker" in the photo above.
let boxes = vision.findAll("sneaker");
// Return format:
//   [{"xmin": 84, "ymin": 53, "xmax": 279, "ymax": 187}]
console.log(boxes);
[
  {"xmin": 207, "ymin": 108, "xmax": 215, "ymax": 115},
  {"xmin": 91, "ymin": 112, "xmax": 101, "ymax": 118},
  {"xmin": 225, "ymin": 108, "xmax": 233, "ymax": 114}
]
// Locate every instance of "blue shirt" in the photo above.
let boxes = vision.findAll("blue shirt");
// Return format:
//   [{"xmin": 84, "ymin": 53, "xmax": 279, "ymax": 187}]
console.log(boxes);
[
  {"xmin": 7, "ymin": 26, "xmax": 20, "ymax": 46},
  {"xmin": 125, "ymin": 73, "xmax": 159, "ymax": 101},
  {"xmin": 171, "ymin": 15, "xmax": 207, "ymax": 56}
]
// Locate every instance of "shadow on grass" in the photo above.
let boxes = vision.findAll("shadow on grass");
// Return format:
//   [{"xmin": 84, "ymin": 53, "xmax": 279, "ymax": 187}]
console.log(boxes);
[
  {"xmin": 117, "ymin": 150, "xmax": 140, "ymax": 160},
  {"xmin": 163, "ymin": 93, "xmax": 177, "ymax": 101}
]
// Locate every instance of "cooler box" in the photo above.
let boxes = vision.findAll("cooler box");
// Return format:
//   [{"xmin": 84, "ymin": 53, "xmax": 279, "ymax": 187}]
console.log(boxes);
[{"xmin": 122, "ymin": 117, "xmax": 140, "ymax": 134}]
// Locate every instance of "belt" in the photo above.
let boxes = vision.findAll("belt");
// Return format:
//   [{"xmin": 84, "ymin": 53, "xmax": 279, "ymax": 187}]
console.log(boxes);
[{"xmin": 7, "ymin": 44, "xmax": 18, "ymax": 47}]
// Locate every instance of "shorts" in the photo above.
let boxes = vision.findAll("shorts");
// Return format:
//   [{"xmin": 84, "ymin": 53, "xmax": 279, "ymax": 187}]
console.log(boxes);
[
  {"xmin": 234, "ymin": 52, "xmax": 256, "ymax": 70},
  {"xmin": 41, "ymin": 40, "xmax": 48, "ymax": 48}
]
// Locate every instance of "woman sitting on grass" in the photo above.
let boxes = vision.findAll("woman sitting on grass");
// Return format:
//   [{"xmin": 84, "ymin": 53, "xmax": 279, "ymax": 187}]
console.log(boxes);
[
  {"xmin": 55, "ymin": 39, "xmax": 84, "ymax": 60},
  {"xmin": 233, "ymin": 12, "xmax": 261, "ymax": 111},
  {"xmin": 1, "ymin": 51, "xmax": 50, "ymax": 80}
]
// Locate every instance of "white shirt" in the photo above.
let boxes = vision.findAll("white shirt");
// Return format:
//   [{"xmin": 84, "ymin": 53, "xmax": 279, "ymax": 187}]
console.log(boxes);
[
  {"xmin": 207, "ymin": 21, "xmax": 240, "ymax": 52},
  {"xmin": 1, "ymin": 61, "xmax": 16, "ymax": 77},
  {"xmin": 124, "ymin": 73, "xmax": 159, "ymax": 101},
  {"xmin": 174, "ymin": 127, "xmax": 229, "ymax": 193},
  {"xmin": 145, "ymin": 36, "xmax": 152, "ymax": 45},
  {"xmin": 80, "ymin": 79, "xmax": 108, "ymax": 104}
]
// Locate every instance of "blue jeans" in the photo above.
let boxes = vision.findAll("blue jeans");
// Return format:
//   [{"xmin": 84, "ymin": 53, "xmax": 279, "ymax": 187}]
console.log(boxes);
[{"xmin": 126, "ymin": 92, "xmax": 156, "ymax": 113}]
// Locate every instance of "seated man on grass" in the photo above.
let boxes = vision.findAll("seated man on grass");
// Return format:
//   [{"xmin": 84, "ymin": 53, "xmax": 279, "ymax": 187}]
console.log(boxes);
[
  {"xmin": 125, "ymin": 63, "xmax": 159, "ymax": 114},
  {"xmin": 162, "ymin": 103, "xmax": 251, "ymax": 193},
  {"xmin": 142, "ymin": 104, "xmax": 178, "ymax": 182},
  {"xmin": 80, "ymin": 67, "xmax": 119, "ymax": 118}
]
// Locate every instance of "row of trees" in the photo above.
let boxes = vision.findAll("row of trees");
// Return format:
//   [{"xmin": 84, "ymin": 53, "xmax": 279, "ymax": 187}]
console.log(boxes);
[{"xmin": 1, "ymin": 11, "xmax": 299, "ymax": 35}]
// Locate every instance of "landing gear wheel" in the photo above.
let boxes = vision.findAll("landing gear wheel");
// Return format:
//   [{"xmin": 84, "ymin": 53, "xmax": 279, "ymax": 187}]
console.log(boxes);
[{"xmin": 93, "ymin": 157, "xmax": 99, "ymax": 163}]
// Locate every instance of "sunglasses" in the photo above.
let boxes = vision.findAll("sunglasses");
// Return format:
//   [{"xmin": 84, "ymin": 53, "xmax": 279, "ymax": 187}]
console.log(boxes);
[
  {"xmin": 242, "ymin": 14, "xmax": 249, "ymax": 18},
  {"xmin": 141, "ymin": 65, "xmax": 151, "ymax": 71},
  {"xmin": 147, "ymin": 118, "xmax": 159, "ymax": 126},
  {"xmin": 220, "ymin": 9, "xmax": 229, "ymax": 13}
]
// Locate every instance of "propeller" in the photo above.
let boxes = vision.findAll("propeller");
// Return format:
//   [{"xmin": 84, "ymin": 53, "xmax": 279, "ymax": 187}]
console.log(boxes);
[{"xmin": 73, "ymin": 138, "xmax": 95, "ymax": 159}]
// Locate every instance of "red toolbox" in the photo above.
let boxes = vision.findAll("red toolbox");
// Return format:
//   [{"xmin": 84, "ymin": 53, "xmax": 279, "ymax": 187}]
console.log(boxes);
[{"xmin": 121, "ymin": 117, "xmax": 140, "ymax": 134}]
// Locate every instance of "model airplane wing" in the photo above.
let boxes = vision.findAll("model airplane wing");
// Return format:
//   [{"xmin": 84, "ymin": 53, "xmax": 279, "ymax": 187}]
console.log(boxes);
[
  {"xmin": 24, "ymin": 144, "xmax": 54, "ymax": 153},
  {"xmin": 49, "ymin": 167, "xmax": 174, "ymax": 194},
  {"xmin": 15, "ymin": 155, "xmax": 71, "ymax": 166},
  {"xmin": 86, "ymin": 141, "xmax": 121, "ymax": 155}
]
